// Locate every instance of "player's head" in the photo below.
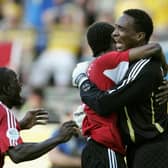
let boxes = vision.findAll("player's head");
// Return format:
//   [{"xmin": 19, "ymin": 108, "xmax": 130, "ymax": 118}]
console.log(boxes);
[
  {"xmin": 86, "ymin": 22, "xmax": 115, "ymax": 57},
  {"xmin": 113, "ymin": 9, "xmax": 153, "ymax": 51},
  {"xmin": 0, "ymin": 67, "xmax": 23, "ymax": 108}
]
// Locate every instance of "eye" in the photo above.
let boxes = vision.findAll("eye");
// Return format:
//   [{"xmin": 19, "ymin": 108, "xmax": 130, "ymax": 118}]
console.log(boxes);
[{"xmin": 118, "ymin": 26, "xmax": 126, "ymax": 32}]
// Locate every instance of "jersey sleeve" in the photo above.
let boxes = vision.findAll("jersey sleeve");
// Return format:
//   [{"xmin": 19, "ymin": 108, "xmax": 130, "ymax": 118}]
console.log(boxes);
[
  {"xmin": 0, "ymin": 104, "xmax": 23, "ymax": 153},
  {"xmin": 103, "ymin": 50, "xmax": 129, "ymax": 84},
  {"xmin": 80, "ymin": 59, "xmax": 162, "ymax": 116},
  {"xmin": 107, "ymin": 50, "xmax": 129, "ymax": 62}
]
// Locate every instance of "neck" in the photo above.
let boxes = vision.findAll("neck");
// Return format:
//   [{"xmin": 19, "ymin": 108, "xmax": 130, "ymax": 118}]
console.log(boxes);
[{"xmin": 136, "ymin": 41, "xmax": 147, "ymax": 47}]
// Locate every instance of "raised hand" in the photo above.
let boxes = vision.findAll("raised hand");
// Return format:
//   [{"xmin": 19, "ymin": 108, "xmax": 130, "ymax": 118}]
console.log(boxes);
[
  {"xmin": 57, "ymin": 120, "xmax": 80, "ymax": 143},
  {"xmin": 19, "ymin": 108, "xmax": 49, "ymax": 130}
]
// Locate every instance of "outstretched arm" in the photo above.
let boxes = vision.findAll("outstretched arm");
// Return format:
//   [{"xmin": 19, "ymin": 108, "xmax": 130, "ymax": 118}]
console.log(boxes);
[
  {"xmin": 7, "ymin": 121, "xmax": 80, "ymax": 163},
  {"xmin": 19, "ymin": 108, "xmax": 49, "ymax": 130}
]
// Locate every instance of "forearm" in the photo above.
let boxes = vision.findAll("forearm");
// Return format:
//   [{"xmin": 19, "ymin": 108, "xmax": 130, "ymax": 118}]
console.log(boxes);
[
  {"xmin": 129, "ymin": 43, "xmax": 161, "ymax": 61},
  {"xmin": 80, "ymin": 61, "xmax": 160, "ymax": 116},
  {"xmin": 80, "ymin": 80, "xmax": 133, "ymax": 116},
  {"xmin": 8, "ymin": 137, "xmax": 63, "ymax": 163}
]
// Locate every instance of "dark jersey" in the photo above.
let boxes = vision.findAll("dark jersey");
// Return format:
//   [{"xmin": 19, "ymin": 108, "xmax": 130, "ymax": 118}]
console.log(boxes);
[{"xmin": 80, "ymin": 58, "xmax": 168, "ymax": 145}]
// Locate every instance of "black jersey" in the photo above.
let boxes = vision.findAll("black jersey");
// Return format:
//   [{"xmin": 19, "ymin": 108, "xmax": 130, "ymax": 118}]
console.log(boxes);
[{"xmin": 80, "ymin": 58, "xmax": 168, "ymax": 145}]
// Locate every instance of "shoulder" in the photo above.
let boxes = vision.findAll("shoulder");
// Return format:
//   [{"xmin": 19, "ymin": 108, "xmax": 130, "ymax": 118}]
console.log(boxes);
[
  {"xmin": 0, "ymin": 102, "xmax": 8, "ymax": 116},
  {"xmin": 129, "ymin": 58, "xmax": 162, "ymax": 80}
]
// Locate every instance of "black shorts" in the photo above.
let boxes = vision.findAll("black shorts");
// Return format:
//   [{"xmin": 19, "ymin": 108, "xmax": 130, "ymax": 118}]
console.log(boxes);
[
  {"xmin": 127, "ymin": 138, "xmax": 168, "ymax": 168},
  {"xmin": 82, "ymin": 139, "xmax": 126, "ymax": 168}
]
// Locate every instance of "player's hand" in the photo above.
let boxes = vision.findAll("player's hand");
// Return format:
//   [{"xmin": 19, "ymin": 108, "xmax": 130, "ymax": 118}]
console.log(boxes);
[
  {"xmin": 57, "ymin": 120, "xmax": 80, "ymax": 143},
  {"xmin": 19, "ymin": 108, "xmax": 48, "ymax": 130},
  {"xmin": 162, "ymin": 64, "xmax": 168, "ymax": 77},
  {"xmin": 155, "ymin": 80, "xmax": 168, "ymax": 105},
  {"xmin": 72, "ymin": 61, "xmax": 90, "ymax": 87}
]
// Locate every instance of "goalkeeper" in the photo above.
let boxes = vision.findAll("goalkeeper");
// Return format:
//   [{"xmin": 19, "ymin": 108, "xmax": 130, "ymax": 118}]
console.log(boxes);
[{"xmin": 72, "ymin": 21, "xmax": 167, "ymax": 168}]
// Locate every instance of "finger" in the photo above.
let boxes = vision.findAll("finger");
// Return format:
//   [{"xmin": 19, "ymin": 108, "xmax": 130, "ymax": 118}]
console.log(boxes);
[
  {"xmin": 158, "ymin": 81, "xmax": 168, "ymax": 90},
  {"xmin": 36, "ymin": 116, "xmax": 49, "ymax": 120},
  {"xmin": 63, "ymin": 120, "xmax": 79, "ymax": 127},
  {"xmin": 73, "ymin": 127, "xmax": 81, "ymax": 137},
  {"xmin": 158, "ymin": 100, "xmax": 167, "ymax": 105},
  {"xmin": 156, "ymin": 94, "xmax": 167, "ymax": 101},
  {"xmin": 35, "ymin": 111, "xmax": 48, "ymax": 115},
  {"xmin": 158, "ymin": 86, "xmax": 168, "ymax": 91},
  {"xmin": 155, "ymin": 91, "xmax": 168, "ymax": 98},
  {"xmin": 35, "ymin": 121, "xmax": 48, "ymax": 125},
  {"xmin": 29, "ymin": 109, "xmax": 48, "ymax": 114}
]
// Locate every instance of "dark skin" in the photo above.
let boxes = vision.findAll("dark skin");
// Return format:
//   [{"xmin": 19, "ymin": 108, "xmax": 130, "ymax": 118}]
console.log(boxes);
[
  {"xmin": 0, "ymin": 68, "xmax": 80, "ymax": 164},
  {"xmin": 7, "ymin": 121, "xmax": 79, "ymax": 163},
  {"xmin": 19, "ymin": 108, "xmax": 49, "ymax": 130},
  {"xmin": 77, "ymin": 13, "xmax": 168, "ymax": 168},
  {"xmin": 113, "ymin": 13, "xmax": 168, "ymax": 98},
  {"xmin": 156, "ymin": 80, "xmax": 168, "ymax": 104}
]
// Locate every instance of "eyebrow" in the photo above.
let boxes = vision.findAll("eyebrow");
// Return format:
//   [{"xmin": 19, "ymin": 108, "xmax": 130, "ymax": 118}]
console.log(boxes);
[{"xmin": 115, "ymin": 24, "xmax": 128, "ymax": 31}]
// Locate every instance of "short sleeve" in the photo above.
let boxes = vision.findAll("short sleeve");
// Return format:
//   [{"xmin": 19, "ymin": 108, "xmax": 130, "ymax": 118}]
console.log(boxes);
[{"xmin": 0, "ymin": 104, "xmax": 23, "ymax": 153}]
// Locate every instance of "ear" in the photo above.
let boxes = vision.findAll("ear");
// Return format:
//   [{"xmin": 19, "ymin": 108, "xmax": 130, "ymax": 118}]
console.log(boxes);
[{"xmin": 136, "ymin": 32, "xmax": 145, "ymax": 41}]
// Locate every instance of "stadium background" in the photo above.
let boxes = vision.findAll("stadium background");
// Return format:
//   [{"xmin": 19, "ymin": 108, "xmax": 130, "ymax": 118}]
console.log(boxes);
[{"xmin": 0, "ymin": 0, "xmax": 167, "ymax": 167}]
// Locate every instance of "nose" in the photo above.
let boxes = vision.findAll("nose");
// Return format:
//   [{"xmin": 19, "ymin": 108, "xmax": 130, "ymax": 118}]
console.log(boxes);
[{"xmin": 112, "ymin": 27, "xmax": 119, "ymax": 38}]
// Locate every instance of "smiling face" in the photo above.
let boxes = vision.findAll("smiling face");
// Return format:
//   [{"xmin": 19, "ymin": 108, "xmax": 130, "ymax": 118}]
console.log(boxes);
[{"xmin": 112, "ymin": 14, "xmax": 145, "ymax": 51}]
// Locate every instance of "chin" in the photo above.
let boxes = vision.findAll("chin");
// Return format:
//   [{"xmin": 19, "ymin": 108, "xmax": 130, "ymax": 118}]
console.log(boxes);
[
  {"xmin": 117, "ymin": 47, "xmax": 126, "ymax": 51},
  {"xmin": 116, "ymin": 45, "xmax": 127, "ymax": 51}
]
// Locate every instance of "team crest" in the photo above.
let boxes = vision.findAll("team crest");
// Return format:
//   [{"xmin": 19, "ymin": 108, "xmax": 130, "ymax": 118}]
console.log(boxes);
[{"xmin": 6, "ymin": 128, "xmax": 19, "ymax": 140}]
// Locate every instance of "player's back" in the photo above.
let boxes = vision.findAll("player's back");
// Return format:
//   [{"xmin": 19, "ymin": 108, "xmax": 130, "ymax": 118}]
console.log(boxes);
[
  {"xmin": 88, "ymin": 51, "xmax": 129, "ymax": 90},
  {"xmin": 82, "ymin": 50, "xmax": 129, "ymax": 154}
]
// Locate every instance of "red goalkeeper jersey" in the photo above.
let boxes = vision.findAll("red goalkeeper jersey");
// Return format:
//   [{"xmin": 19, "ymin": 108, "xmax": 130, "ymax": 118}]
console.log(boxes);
[{"xmin": 82, "ymin": 50, "xmax": 129, "ymax": 155}]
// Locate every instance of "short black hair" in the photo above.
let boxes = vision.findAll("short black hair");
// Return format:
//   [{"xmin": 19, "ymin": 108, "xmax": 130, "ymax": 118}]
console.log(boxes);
[
  {"xmin": 124, "ymin": 9, "xmax": 153, "ymax": 42},
  {"xmin": 86, "ymin": 22, "xmax": 114, "ymax": 57}
]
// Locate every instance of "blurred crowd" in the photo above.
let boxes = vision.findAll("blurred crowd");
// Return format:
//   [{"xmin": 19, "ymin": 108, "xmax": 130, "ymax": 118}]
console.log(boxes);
[{"xmin": 0, "ymin": 0, "xmax": 167, "ymax": 121}]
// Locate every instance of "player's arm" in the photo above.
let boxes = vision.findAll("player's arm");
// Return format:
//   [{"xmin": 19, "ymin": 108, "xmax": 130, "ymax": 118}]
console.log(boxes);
[
  {"xmin": 7, "ymin": 121, "xmax": 79, "ymax": 163},
  {"xmin": 129, "ymin": 43, "xmax": 167, "ymax": 75},
  {"xmin": 129, "ymin": 43, "xmax": 161, "ymax": 61},
  {"xmin": 80, "ymin": 61, "xmax": 161, "ymax": 116}
]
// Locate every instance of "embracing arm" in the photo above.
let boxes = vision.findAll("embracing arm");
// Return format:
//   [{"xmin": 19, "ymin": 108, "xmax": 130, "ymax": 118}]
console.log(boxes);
[
  {"xmin": 7, "ymin": 121, "xmax": 79, "ymax": 163},
  {"xmin": 129, "ymin": 43, "xmax": 167, "ymax": 75},
  {"xmin": 80, "ymin": 60, "xmax": 161, "ymax": 116},
  {"xmin": 129, "ymin": 43, "xmax": 161, "ymax": 61}
]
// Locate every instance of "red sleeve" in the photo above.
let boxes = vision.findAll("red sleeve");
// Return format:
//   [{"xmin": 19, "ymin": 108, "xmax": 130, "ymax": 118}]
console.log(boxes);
[
  {"xmin": 104, "ymin": 50, "xmax": 129, "ymax": 65},
  {"xmin": 0, "ymin": 103, "xmax": 23, "ymax": 153},
  {"xmin": 95, "ymin": 50, "xmax": 129, "ymax": 84}
]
